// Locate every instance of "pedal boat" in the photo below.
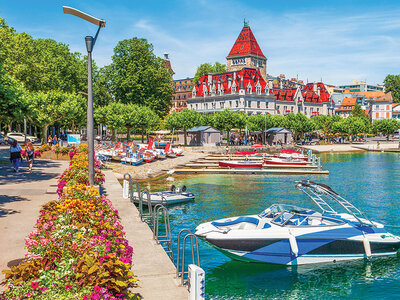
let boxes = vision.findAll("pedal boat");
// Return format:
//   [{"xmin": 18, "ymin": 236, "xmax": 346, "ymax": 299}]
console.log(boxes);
[{"xmin": 195, "ymin": 181, "xmax": 400, "ymax": 265}]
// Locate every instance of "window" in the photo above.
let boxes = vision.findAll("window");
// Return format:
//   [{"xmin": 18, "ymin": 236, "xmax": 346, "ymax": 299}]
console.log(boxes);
[
  {"xmin": 196, "ymin": 104, "xmax": 198, "ymax": 110},
  {"xmin": 221, "ymin": 102, "xmax": 225, "ymax": 108},
  {"xmin": 236, "ymin": 100, "xmax": 239, "ymax": 107},
  {"xmin": 257, "ymin": 101, "xmax": 260, "ymax": 108},
  {"xmin": 256, "ymin": 86, "xmax": 261, "ymax": 95},
  {"xmin": 248, "ymin": 101, "xmax": 251, "ymax": 108},
  {"xmin": 230, "ymin": 101, "xmax": 232, "ymax": 107},
  {"xmin": 248, "ymin": 87, "xmax": 252, "ymax": 93}
]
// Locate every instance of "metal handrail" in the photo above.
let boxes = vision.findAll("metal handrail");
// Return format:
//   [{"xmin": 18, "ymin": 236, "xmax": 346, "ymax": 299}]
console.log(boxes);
[
  {"xmin": 176, "ymin": 230, "xmax": 200, "ymax": 286},
  {"xmin": 152, "ymin": 204, "xmax": 174, "ymax": 261},
  {"xmin": 139, "ymin": 189, "xmax": 153, "ymax": 225}
]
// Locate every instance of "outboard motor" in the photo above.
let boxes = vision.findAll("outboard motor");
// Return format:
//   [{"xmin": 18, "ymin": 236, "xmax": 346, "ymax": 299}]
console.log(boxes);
[
  {"xmin": 170, "ymin": 185, "xmax": 176, "ymax": 193},
  {"xmin": 182, "ymin": 185, "xmax": 187, "ymax": 192}
]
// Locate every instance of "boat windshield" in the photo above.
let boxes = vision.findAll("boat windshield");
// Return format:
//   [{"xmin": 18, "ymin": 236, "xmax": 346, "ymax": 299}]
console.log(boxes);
[
  {"xmin": 271, "ymin": 211, "xmax": 345, "ymax": 227},
  {"xmin": 258, "ymin": 204, "xmax": 311, "ymax": 219}
]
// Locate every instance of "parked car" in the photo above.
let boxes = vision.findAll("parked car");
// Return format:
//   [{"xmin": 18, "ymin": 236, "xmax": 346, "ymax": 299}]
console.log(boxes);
[{"xmin": 6, "ymin": 133, "xmax": 39, "ymax": 143}]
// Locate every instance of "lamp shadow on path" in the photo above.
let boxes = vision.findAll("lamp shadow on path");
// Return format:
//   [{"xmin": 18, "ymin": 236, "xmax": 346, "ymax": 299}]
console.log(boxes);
[{"xmin": 0, "ymin": 195, "xmax": 25, "ymax": 218}]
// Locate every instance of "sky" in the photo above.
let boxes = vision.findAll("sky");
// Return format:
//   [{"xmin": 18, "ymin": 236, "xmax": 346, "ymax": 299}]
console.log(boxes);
[{"xmin": 1, "ymin": 0, "xmax": 400, "ymax": 85}]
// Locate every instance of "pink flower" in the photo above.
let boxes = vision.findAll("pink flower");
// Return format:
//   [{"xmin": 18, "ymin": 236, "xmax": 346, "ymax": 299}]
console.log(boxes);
[
  {"xmin": 31, "ymin": 281, "xmax": 39, "ymax": 289},
  {"xmin": 40, "ymin": 286, "xmax": 47, "ymax": 293},
  {"xmin": 65, "ymin": 284, "xmax": 71, "ymax": 291},
  {"xmin": 94, "ymin": 285, "xmax": 101, "ymax": 292}
]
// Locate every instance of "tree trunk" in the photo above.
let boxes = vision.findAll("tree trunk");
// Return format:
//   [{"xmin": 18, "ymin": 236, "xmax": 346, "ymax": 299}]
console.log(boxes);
[
  {"xmin": 141, "ymin": 131, "xmax": 144, "ymax": 143},
  {"xmin": 227, "ymin": 130, "xmax": 230, "ymax": 145},
  {"xmin": 127, "ymin": 127, "xmax": 131, "ymax": 141},
  {"xmin": 111, "ymin": 128, "xmax": 116, "ymax": 142},
  {"xmin": 184, "ymin": 129, "xmax": 187, "ymax": 146},
  {"xmin": 7, "ymin": 120, "xmax": 13, "ymax": 132},
  {"xmin": 42, "ymin": 124, "xmax": 49, "ymax": 144}
]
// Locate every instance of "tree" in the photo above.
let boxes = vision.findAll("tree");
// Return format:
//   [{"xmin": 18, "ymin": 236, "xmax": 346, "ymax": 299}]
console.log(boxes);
[
  {"xmin": 283, "ymin": 113, "xmax": 315, "ymax": 139},
  {"xmin": 94, "ymin": 103, "xmax": 125, "ymax": 141},
  {"xmin": 372, "ymin": 119, "xmax": 400, "ymax": 140},
  {"xmin": 0, "ymin": 64, "xmax": 27, "ymax": 131},
  {"xmin": 0, "ymin": 18, "xmax": 87, "ymax": 94},
  {"xmin": 132, "ymin": 106, "xmax": 160, "ymax": 142},
  {"xmin": 193, "ymin": 62, "xmax": 227, "ymax": 84},
  {"xmin": 312, "ymin": 115, "xmax": 342, "ymax": 136},
  {"xmin": 213, "ymin": 109, "xmax": 239, "ymax": 142},
  {"xmin": 199, "ymin": 113, "xmax": 214, "ymax": 127},
  {"xmin": 384, "ymin": 75, "xmax": 400, "ymax": 103},
  {"xmin": 106, "ymin": 38, "xmax": 173, "ymax": 116},
  {"xmin": 165, "ymin": 109, "xmax": 201, "ymax": 145},
  {"xmin": 27, "ymin": 91, "xmax": 84, "ymax": 142},
  {"xmin": 344, "ymin": 116, "xmax": 370, "ymax": 140}
]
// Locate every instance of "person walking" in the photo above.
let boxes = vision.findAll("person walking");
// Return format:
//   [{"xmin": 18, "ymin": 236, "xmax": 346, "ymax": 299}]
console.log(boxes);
[
  {"xmin": 47, "ymin": 135, "xmax": 52, "ymax": 146},
  {"xmin": 26, "ymin": 140, "xmax": 34, "ymax": 172},
  {"xmin": 53, "ymin": 135, "xmax": 58, "ymax": 146},
  {"xmin": 10, "ymin": 140, "xmax": 22, "ymax": 172}
]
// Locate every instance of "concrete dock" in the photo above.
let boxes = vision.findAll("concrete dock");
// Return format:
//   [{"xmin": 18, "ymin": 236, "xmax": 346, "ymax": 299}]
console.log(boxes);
[
  {"xmin": 185, "ymin": 163, "xmax": 318, "ymax": 169},
  {"xmin": 102, "ymin": 171, "xmax": 188, "ymax": 300},
  {"xmin": 172, "ymin": 168, "xmax": 329, "ymax": 175}
]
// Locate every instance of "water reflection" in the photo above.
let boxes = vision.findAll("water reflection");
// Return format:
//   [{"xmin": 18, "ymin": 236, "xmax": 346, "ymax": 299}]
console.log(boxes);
[{"xmin": 206, "ymin": 256, "xmax": 400, "ymax": 299}]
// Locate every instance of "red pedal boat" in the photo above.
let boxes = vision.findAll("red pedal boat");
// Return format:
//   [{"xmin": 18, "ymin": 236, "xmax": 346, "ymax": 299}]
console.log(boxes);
[
  {"xmin": 219, "ymin": 160, "xmax": 263, "ymax": 169},
  {"xmin": 264, "ymin": 157, "xmax": 307, "ymax": 166}
]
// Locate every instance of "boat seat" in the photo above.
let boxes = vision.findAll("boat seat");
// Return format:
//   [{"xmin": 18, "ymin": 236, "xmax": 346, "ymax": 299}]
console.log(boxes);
[{"xmin": 212, "ymin": 216, "xmax": 259, "ymax": 228}]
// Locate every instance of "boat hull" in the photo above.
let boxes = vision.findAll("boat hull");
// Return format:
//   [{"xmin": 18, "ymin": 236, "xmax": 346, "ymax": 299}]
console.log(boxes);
[
  {"xmin": 219, "ymin": 161, "xmax": 263, "ymax": 169},
  {"xmin": 264, "ymin": 159, "xmax": 307, "ymax": 166},
  {"xmin": 132, "ymin": 191, "xmax": 195, "ymax": 205},
  {"xmin": 131, "ymin": 159, "xmax": 143, "ymax": 166}
]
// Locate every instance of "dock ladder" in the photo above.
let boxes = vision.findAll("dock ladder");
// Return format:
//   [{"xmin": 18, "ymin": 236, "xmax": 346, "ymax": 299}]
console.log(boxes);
[
  {"xmin": 176, "ymin": 229, "xmax": 201, "ymax": 286},
  {"xmin": 139, "ymin": 189, "xmax": 153, "ymax": 224},
  {"xmin": 152, "ymin": 203, "xmax": 174, "ymax": 261}
]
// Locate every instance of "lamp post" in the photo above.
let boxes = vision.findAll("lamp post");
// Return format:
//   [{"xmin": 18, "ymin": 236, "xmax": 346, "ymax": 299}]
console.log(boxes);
[{"xmin": 63, "ymin": 6, "xmax": 105, "ymax": 185}]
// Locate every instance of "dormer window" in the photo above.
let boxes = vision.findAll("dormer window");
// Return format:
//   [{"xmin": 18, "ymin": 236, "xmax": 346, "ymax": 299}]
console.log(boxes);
[{"xmin": 256, "ymin": 86, "xmax": 261, "ymax": 95}]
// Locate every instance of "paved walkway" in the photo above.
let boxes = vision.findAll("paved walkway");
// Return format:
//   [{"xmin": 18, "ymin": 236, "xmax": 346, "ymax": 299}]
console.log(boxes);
[
  {"xmin": 102, "ymin": 171, "xmax": 188, "ymax": 300},
  {"xmin": 0, "ymin": 153, "xmax": 69, "ymax": 289}
]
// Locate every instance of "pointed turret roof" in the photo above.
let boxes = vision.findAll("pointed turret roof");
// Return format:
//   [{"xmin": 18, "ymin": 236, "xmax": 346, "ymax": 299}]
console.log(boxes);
[{"xmin": 227, "ymin": 23, "xmax": 266, "ymax": 59}]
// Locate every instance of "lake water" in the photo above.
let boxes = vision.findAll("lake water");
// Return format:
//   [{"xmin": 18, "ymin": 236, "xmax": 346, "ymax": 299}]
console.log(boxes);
[{"xmin": 144, "ymin": 152, "xmax": 400, "ymax": 299}]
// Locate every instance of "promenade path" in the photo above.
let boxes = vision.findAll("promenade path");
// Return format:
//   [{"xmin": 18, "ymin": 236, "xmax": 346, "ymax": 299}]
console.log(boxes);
[
  {"xmin": 0, "ymin": 147, "xmax": 69, "ymax": 289},
  {"xmin": 102, "ymin": 170, "xmax": 188, "ymax": 299}
]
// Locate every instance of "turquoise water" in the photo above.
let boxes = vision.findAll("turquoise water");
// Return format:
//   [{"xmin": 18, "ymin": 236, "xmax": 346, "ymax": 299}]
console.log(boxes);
[{"xmin": 147, "ymin": 153, "xmax": 400, "ymax": 299}]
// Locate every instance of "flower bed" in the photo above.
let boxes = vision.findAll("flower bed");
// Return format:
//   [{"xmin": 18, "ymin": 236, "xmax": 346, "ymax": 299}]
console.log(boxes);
[{"xmin": 1, "ymin": 145, "xmax": 139, "ymax": 300}]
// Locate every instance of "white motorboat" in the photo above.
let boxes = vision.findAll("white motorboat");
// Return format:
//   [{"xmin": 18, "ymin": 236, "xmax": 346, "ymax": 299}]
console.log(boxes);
[
  {"xmin": 195, "ymin": 181, "xmax": 400, "ymax": 265},
  {"xmin": 132, "ymin": 185, "xmax": 195, "ymax": 206}
]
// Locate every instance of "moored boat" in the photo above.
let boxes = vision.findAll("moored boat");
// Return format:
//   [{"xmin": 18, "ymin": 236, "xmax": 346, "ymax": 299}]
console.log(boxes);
[
  {"xmin": 264, "ymin": 157, "xmax": 307, "ymax": 165},
  {"xmin": 234, "ymin": 151, "xmax": 262, "ymax": 156},
  {"xmin": 219, "ymin": 160, "xmax": 263, "ymax": 169},
  {"xmin": 195, "ymin": 181, "xmax": 400, "ymax": 265},
  {"xmin": 132, "ymin": 185, "xmax": 195, "ymax": 205}
]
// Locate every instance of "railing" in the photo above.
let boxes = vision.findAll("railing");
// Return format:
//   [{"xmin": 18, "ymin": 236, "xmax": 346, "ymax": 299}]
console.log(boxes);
[
  {"xmin": 176, "ymin": 229, "xmax": 201, "ymax": 286},
  {"xmin": 153, "ymin": 204, "xmax": 174, "ymax": 261}
]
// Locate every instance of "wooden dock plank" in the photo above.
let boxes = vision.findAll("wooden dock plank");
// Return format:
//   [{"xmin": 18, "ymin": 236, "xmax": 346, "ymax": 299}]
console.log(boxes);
[
  {"xmin": 185, "ymin": 163, "xmax": 318, "ymax": 169},
  {"xmin": 172, "ymin": 168, "xmax": 329, "ymax": 175}
]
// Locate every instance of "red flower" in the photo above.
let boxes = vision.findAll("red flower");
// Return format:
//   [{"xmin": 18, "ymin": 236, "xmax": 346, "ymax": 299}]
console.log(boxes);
[
  {"xmin": 31, "ymin": 281, "xmax": 39, "ymax": 289},
  {"xmin": 65, "ymin": 284, "xmax": 71, "ymax": 291},
  {"xmin": 83, "ymin": 295, "xmax": 89, "ymax": 300}
]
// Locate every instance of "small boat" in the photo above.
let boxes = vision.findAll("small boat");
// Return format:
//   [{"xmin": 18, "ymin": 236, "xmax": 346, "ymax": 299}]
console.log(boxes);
[
  {"xmin": 279, "ymin": 148, "xmax": 301, "ymax": 154},
  {"xmin": 219, "ymin": 160, "xmax": 263, "ymax": 169},
  {"xmin": 234, "ymin": 151, "xmax": 262, "ymax": 156},
  {"xmin": 195, "ymin": 181, "xmax": 400, "ymax": 265},
  {"xmin": 274, "ymin": 153, "xmax": 308, "ymax": 161},
  {"xmin": 132, "ymin": 185, "xmax": 195, "ymax": 206},
  {"xmin": 264, "ymin": 157, "xmax": 307, "ymax": 166},
  {"xmin": 143, "ymin": 150, "xmax": 156, "ymax": 163}
]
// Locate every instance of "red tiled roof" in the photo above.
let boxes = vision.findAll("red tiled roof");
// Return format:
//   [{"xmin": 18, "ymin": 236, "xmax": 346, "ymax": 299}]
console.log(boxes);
[{"xmin": 227, "ymin": 25, "xmax": 266, "ymax": 59}]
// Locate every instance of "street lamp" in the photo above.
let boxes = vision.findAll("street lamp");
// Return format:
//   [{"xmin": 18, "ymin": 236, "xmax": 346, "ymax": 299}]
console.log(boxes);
[{"xmin": 63, "ymin": 6, "xmax": 105, "ymax": 185}]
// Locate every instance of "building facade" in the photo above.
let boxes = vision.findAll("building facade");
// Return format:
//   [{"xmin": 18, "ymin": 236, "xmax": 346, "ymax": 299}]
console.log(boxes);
[
  {"xmin": 226, "ymin": 21, "xmax": 267, "ymax": 80},
  {"xmin": 338, "ymin": 80, "xmax": 384, "ymax": 92},
  {"xmin": 369, "ymin": 92, "xmax": 393, "ymax": 121},
  {"xmin": 172, "ymin": 77, "xmax": 193, "ymax": 112},
  {"xmin": 188, "ymin": 23, "xmax": 334, "ymax": 116}
]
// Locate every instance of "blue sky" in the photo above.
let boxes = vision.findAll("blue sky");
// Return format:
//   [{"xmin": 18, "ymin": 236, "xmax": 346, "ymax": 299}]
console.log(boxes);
[{"xmin": 1, "ymin": 0, "xmax": 400, "ymax": 85}]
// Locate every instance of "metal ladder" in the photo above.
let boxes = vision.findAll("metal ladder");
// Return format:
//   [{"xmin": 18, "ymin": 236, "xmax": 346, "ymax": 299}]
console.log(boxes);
[
  {"xmin": 176, "ymin": 229, "xmax": 201, "ymax": 286},
  {"xmin": 123, "ymin": 173, "xmax": 141, "ymax": 204},
  {"xmin": 139, "ymin": 189, "xmax": 153, "ymax": 224},
  {"xmin": 152, "ymin": 203, "xmax": 174, "ymax": 261}
]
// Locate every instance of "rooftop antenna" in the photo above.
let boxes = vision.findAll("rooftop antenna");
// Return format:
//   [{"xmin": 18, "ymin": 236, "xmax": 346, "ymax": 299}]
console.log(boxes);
[{"xmin": 243, "ymin": 18, "xmax": 249, "ymax": 27}]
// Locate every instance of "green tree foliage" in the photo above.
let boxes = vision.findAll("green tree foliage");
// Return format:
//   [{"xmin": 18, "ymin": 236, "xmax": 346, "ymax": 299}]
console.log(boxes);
[
  {"xmin": 94, "ymin": 103, "xmax": 126, "ymax": 141},
  {"xmin": 344, "ymin": 117, "xmax": 370, "ymax": 138},
  {"xmin": 372, "ymin": 119, "xmax": 400, "ymax": 140},
  {"xmin": 213, "ymin": 109, "xmax": 242, "ymax": 142},
  {"xmin": 27, "ymin": 91, "xmax": 84, "ymax": 142},
  {"xmin": 283, "ymin": 113, "xmax": 315, "ymax": 139},
  {"xmin": 106, "ymin": 38, "xmax": 173, "ymax": 116},
  {"xmin": 165, "ymin": 109, "xmax": 201, "ymax": 145},
  {"xmin": 384, "ymin": 74, "xmax": 400, "ymax": 103},
  {"xmin": 0, "ymin": 18, "xmax": 86, "ymax": 93},
  {"xmin": 199, "ymin": 113, "xmax": 215, "ymax": 127},
  {"xmin": 132, "ymin": 106, "xmax": 160, "ymax": 142},
  {"xmin": 0, "ymin": 64, "xmax": 26, "ymax": 131},
  {"xmin": 247, "ymin": 114, "xmax": 273, "ymax": 132},
  {"xmin": 312, "ymin": 115, "xmax": 342, "ymax": 136},
  {"xmin": 193, "ymin": 62, "xmax": 227, "ymax": 84}
]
